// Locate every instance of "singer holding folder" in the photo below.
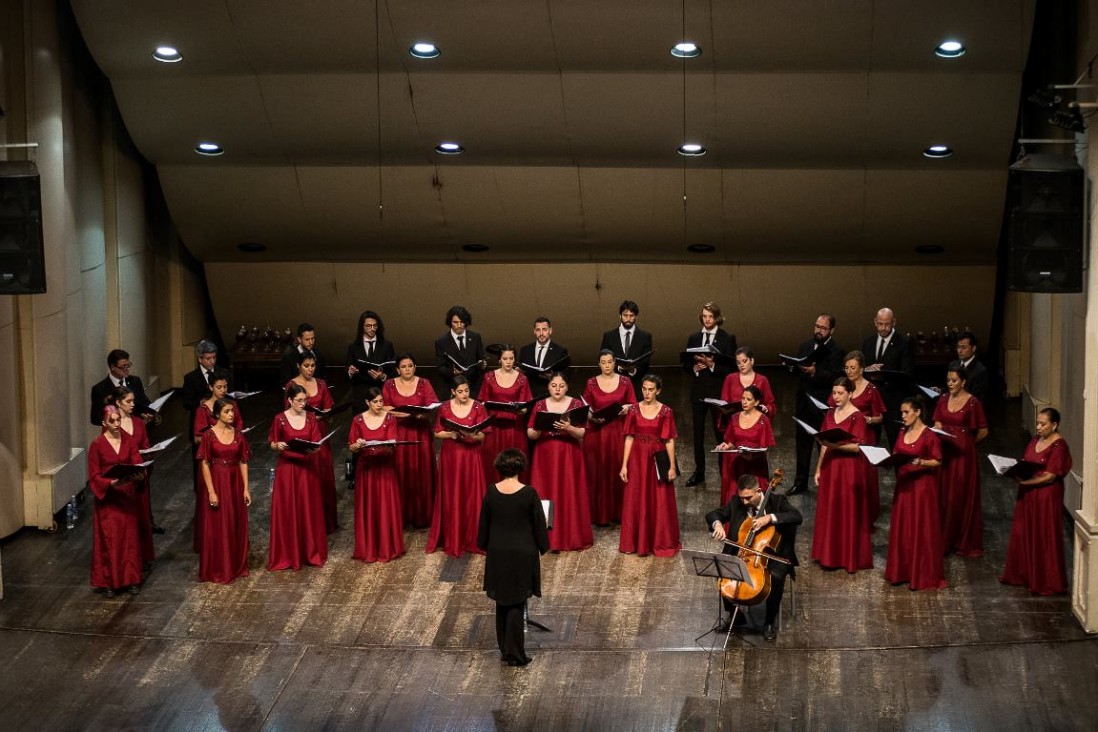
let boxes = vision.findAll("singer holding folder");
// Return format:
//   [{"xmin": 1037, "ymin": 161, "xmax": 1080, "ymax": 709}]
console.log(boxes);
[
  {"xmin": 348, "ymin": 388, "xmax": 405, "ymax": 563},
  {"xmin": 383, "ymin": 354, "xmax": 438, "ymax": 528},
  {"xmin": 197, "ymin": 398, "xmax": 252, "ymax": 584},
  {"xmin": 268, "ymin": 384, "xmax": 328, "ymax": 570},
  {"xmin": 833, "ymin": 352, "xmax": 886, "ymax": 524},
  {"xmin": 527, "ymin": 373, "xmax": 593, "ymax": 552},
  {"xmin": 435, "ymin": 305, "xmax": 487, "ymax": 398},
  {"xmin": 582, "ymin": 350, "xmax": 636, "ymax": 526},
  {"xmin": 88, "ymin": 405, "xmax": 147, "ymax": 597},
  {"xmin": 346, "ymin": 310, "xmax": 396, "ymax": 413},
  {"xmin": 480, "ymin": 345, "xmax": 534, "ymax": 485},
  {"xmin": 285, "ymin": 351, "xmax": 338, "ymax": 533},
  {"xmin": 715, "ymin": 385, "xmax": 775, "ymax": 505},
  {"xmin": 109, "ymin": 387, "xmax": 155, "ymax": 563},
  {"xmin": 599, "ymin": 300, "xmax": 653, "ymax": 399},
  {"xmin": 191, "ymin": 370, "xmax": 243, "ymax": 552}
]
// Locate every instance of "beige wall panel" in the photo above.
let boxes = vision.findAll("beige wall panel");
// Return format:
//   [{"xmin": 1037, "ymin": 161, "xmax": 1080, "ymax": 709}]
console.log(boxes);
[
  {"xmin": 118, "ymin": 250, "xmax": 150, "ymax": 375},
  {"xmin": 81, "ymin": 265, "xmax": 107, "ymax": 436},
  {"xmin": 115, "ymin": 152, "xmax": 147, "ymax": 259},
  {"xmin": 30, "ymin": 309, "xmax": 72, "ymax": 470},
  {"xmin": 206, "ymin": 262, "xmax": 995, "ymax": 370}
]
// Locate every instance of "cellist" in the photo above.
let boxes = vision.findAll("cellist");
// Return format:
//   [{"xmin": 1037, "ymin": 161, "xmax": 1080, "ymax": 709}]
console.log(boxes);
[{"xmin": 705, "ymin": 474, "xmax": 802, "ymax": 642}]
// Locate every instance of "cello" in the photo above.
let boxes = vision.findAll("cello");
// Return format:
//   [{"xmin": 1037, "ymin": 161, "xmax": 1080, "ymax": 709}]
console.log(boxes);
[{"xmin": 717, "ymin": 468, "xmax": 791, "ymax": 606}]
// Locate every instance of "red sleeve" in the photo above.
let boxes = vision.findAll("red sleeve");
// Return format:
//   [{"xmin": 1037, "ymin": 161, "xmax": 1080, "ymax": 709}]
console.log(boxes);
[
  {"xmin": 381, "ymin": 379, "xmax": 395, "ymax": 404},
  {"xmin": 473, "ymin": 401, "xmax": 491, "ymax": 433},
  {"xmin": 527, "ymin": 400, "xmax": 544, "ymax": 430},
  {"xmin": 932, "ymin": 396, "xmax": 947, "ymax": 425},
  {"xmin": 970, "ymin": 398, "xmax": 988, "ymax": 431},
  {"xmin": 479, "ymin": 373, "xmax": 497, "ymax": 401},
  {"xmin": 622, "ymin": 381, "xmax": 637, "ymax": 405},
  {"xmin": 131, "ymin": 419, "xmax": 150, "ymax": 450},
  {"xmin": 383, "ymin": 413, "xmax": 397, "ymax": 440},
  {"xmin": 268, "ymin": 415, "xmax": 282, "ymax": 443},
  {"xmin": 348, "ymin": 415, "xmax": 364, "ymax": 446},
  {"xmin": 868, "ymin": 387, "xmax": 886, "ymax": 418},
  {"xmin": 307, "ymin": 414, "xmax": 322, "ymax": 441},
  {"xmin": 436, "ymin": 403, "xmax": 451, "ymax": 434},
  {"xmin": 622, "ymin": 409, "xmax": 637, "ymax": 437},
  {"xmin": 318, "ymin": 380, "xmax": 334, "ymax": 410},
  {"xmin": 759, "ymin": 375, "xmax": 777, "ymax": 416},
  {"xmin": 849, "ymin": 413, "xmax": 868, "ymax": 444},
  {"xmin": 720, "ymin": 373, "xmax": 735, "ymax": 403},
  {"xmin": 193, "ymin": 407, "xmax": 210, "ymax": 440},
  {"xmin": 516, "ymin": 375, "xmax": 533, "ymax": 402},
  {"xmin": 87, "ymin": 438, "xmax": 111, "ymax": 500},
  {"xmin": 197, "ymin": 430, "xmax": 213, "ymax": 463},
  {"xmin": 1046, "ymin": 439, "xmax": 1073, "ymax": 477},
  {"xmin": 238, "ymin": 433, "xmax": 251, "ymax": 463},
  {"xmin": 232, "ymin": 400, "xmax": 245, "ymax": 429},
  {"xmin": 582, "ymin": 378, "xmax": 596, "ymax": 406},
  {"xmin": 923, "ymin": 431, "xmax": 942, "ymax": 462},
  {"xmin": 761, "ymin": 416, "xmax": 776, "ymax": 448},
  {"xmin": 658, "ymin": 406, "xmax": 678, "ymax": 441}
]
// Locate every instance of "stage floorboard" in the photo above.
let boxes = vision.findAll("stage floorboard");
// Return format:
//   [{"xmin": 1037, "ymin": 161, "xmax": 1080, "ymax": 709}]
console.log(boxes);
[{"xmin": 1, "ymin": 367, "xmax": 1096, "ymax": 731}]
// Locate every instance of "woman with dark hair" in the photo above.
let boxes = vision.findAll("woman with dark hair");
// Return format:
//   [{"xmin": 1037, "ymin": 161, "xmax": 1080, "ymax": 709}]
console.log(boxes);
[
  {"xmin": 348, "ymin": 386, "xmax": 405, "ymax": 562},
  {"xmin": 88, "ymin": 405, "xmax": 146, "ymax": 597},
  {"xmin": 720, "ymin": 346, "xmax": 777, "ymax": 425},
  {"xmin": 528, "ymin": 372, "xmax": 592, "ymax": 552},
  {"xmin": 427, "ymin": 375, "xmax": 490, "ymax": 557},
  {"xmin": 933, "ymin": 366, "xmax": 988, "ymax": 557},
  {"xmin": 286, "ymin": 351, "xmax": 338, "ymax": 533},
  {"xmin": 715, "ymin": 384, "xmax": 775, "ymax": 504},
  {"xmin": 619, "ymin": 374, "xmax": 680, "ymax": 556},
  {"xmin": 1000, "ymin": 407, "xmax": 1072, "ymax": 595},
  {"xmin": 885, "ymin": 395, "xmax": 946, "ymax": 590},
  {"xmin": 477, "ymin": 448, "xmax": 550, "ymax": 667},
  {"xmin": 479, "ymin": 344, "xmax": 534, "ymax": 484},
  {"xmin": 192, "ymin": 370, "xmax": 243, "ymax": 551},
  {"xmin": 268, "ymin": 383, "xmax": 328, "ymax": 570},
  {"xmin": 109, "ymin": 386, "xmax": 154, "ymax": 564},
  {"xmin": 197, "ymin": 398, "xmax": 252, "ymax": 583},
  {"xmin": 346, "ymin": 310, "xmax": 396, "ymax": 412},
  {"xmin": 836, "ymin": 351, "xmax": 887, "ymax": 524},
  {"xmin": 811, "ymin": 377, "xmax": 871, "ymax": 573},
  {"xmin": 582, "ymin": 349, "xmax": 636, "ymax": 525},
  {"xmin": 383, "ymin": 353, "xmax": 438, "ymax": 528}
]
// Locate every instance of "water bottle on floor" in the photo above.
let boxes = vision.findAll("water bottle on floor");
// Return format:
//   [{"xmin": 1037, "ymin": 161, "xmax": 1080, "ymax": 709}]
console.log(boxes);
[{"xmin": 65, "ymin": 497, "xmax": 76, "ymax": 530}]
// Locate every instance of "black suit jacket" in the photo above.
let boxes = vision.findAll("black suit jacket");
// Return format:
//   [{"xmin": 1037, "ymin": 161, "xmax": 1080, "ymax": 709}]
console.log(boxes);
[
  {"xmin": 89, "ymin": 374, "xmax": 151, "ymax": 426},
  {"xmin": 861, "ymin": 332, "xmax": 915, "ymax": 409},
  {"xmin": 794, "ymin": 337, "xmax": 844, "ymax": 419},
  {"xmin": 280, "ymin": 346, "xmax": 328, "ymax": 385},
  {"xmin": 682, "ymin": 329, "xmax": 737, "ymax": 401},
  {"xmin": 346, "ymin": 338, "xmax": 397, "ymax": 408},
  {"xmin": 435, "ymin": 330, "xmax": 486, "ymax": 395},
  {"xmin": 949, "ymin": 357, "xmax": 989, "ymax": 403},
  {"xmin": 180, "ymin": 368, "xmax": 212, "ymax": 414},
  {"xmin": 705, "ymin": 492, "xmax": 802, "ymax": 579},
  {"xmin": 518, "ymin": 341, "xmax": 571, "ymax": 397},
  {"xmin": 600, "ymin": 326, "xmax": 653, "ymax": 388}
]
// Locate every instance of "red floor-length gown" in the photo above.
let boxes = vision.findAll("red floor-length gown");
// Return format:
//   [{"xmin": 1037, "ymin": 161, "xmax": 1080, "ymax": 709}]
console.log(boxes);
[
  {"xmin": 479, "ymin": 369, "xmax": 533, "ymax": 484},
  {"xmin": 193, "ymin": 400, "xmax": 243, "ymax": 552},
  {"xmin": 121, "ymin": 416, "xmax": 155, "ymax": 563},
  {"xmin": 88, "ymin": 433, "xmax": 144, "ymax": 591},
  {"xmin": 285, "ymin": 379, "xmax": 338, "ymax": 533},
  {"xmin": 196, "ymin": 429, "xmax": 251, "ymax": 583},
  {"xmin": 582, "ymin": 375, "xmax": 636, "ymax": 525},
  {"xmin": 811, "ymin": 409, "xmax": 872, "ymax": 572},
  {"xmin": 383, "ymin": 377, "xmax": 438, "ymax": 528},
  {"xmin": 426, "ymin": 400, "xmax": 490, "ymax": 557},
  {"xmin": 885, "ymin": 429, "xmax": 947, "ymax": 590},
  {"xmin": 528, "ymin": 398, "xmax": 594, "ymax": 552},
  {"xmin": 933, "ymin": 394, "xmax": 988, "ymax": 557},
  {"xmin": 1000, "ymin": 437, "xmax": 1072, "ymax": 595},
  {"xmin": 719, "ymin": 371, "xmax": 777, "ymax": 432},
  {"xmin": 349, "ymin": 412, "xmax": 405, "ymax": 562},
  {"xmin": 718, "ymin": 411, "xmax": 775, "ymax": 505},
  {"xmin": 832, "ymin": 382, "xmax": 887, "ymax": 524},
  {"xmin": 267, "ymin": 412, "xmax": 328, "ymax": 570},
  {"xmin": 619, "ymin": 404, "xmax": 681, "ymax": 557}
]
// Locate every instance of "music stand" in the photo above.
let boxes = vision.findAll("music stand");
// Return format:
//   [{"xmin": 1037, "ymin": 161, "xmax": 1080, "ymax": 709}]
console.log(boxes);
[{"xmin": 682, "ymin": 550, "xmax": 751, "ymax": 648}]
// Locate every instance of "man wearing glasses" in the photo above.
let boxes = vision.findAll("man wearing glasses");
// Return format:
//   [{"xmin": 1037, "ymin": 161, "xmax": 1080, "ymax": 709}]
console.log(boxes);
[{"xmin": 89, "ymin": 349, "xmax": 153, "ymax": 426}]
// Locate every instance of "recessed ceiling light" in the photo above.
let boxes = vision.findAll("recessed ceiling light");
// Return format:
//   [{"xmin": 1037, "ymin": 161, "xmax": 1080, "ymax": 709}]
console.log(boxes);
[
  {"xmin": 678, "ymin": 143, "xmax": 707, "ymax": 157},
  {"xmin": 153, "ymin": 46, "xmax": 182, "ymax": 63},
  {"xmin": 237, "ymin": 242, "xmax": 266, "ymax": 253},
  {"xmin": 435, "ymin": 142, "xmax": 464, "ymax": 155},
  {"xmin": 409, "ymin": 42, "xmax": 440, "ymax": 59},
  {"xmin": 923, "ymin": 145, "xmax": 953, "ymax": 158},
  {"xmin": 195, "ymin": 142, "xmax": 224, "ymax": 156},
  {"xmin": 687, "ymin": 244, "xmax": 715, "ymax": 253},
  {"xmin": 935, "ymin": 40, "xmax": 966, "ymax": 58},
  {"xmin": 670, "ymin": 42, "xmax": 701, "ymax": 59},
  {"xmin": 462, "ymin": 244, "xmax": 489, "ymax": 253},
  {"xmin": 915, "ymin": 244, "xmax": 945, "ymax": 255}
]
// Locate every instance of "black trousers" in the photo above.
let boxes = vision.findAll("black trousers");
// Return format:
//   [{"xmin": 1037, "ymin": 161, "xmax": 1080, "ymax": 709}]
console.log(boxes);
[
  {"xmin": 495, "ymin": 602, "xmax": 527, "ymax": 662},
  {"xmin": 723, "ymin": 572, "xmax": 786, "ymax": 627},
  {"xmin": 691, "ymin": 401, "xmax": 722, "ymax": 476}
]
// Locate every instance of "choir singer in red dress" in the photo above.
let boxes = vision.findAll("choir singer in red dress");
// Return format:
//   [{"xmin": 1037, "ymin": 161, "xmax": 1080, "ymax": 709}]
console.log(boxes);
[
  {"xmin": 582, "ymin": 350, "xmax": 636, "ymax": 526},
  {"xmin": 197, "ymin": 398, "xmax": 252, "ymax": 583},
  {"xmin": 88, "ymin": 406, "xmax": 146, "ymax": 597},
  {"xmin": 382, "ymin": 353, "xmax": 438, "ymax": 528},
  {"xmin": 715, "ymin": 385, "xmax": 775, "ymax": 505},
  {"xmin": 933, "ymin": 366, "xmax": 988, "ymax": 557},
  {"xmin": 349, "ymin": 387, "xmax": 405, "ymax": 562},
  {"xmin": 285, "ymin": 351, "xmax": 338, "ymax": 533},
  {"xmin": 479, "ymin": 345, "xmax": 534, "ymax": 485}
]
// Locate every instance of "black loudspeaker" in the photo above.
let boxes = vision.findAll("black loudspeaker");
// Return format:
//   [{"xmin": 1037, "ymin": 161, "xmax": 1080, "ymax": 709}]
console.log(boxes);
[
  {"xmin": 1006, "ymin": 154, "xmax": 1084, "ymax": 294},
  {"xmin": 0, "ymin": 161, "xmax": 46, "ymax": 294}
]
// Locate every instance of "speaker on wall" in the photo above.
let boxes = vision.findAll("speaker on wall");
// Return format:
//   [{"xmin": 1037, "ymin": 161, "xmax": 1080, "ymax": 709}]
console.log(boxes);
[
  {"xmin": 0, "ymin": 161, "xmax": 46, "ymax": 295},
  {"xmin": 1006, "ymin": 154, "xmax": 1084, "ymax": 294}
]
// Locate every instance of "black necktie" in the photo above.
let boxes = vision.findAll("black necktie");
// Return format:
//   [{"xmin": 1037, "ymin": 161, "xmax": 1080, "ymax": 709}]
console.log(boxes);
[
  {"xmin": 458, "ymin": 335, "xmax": 465, "ymax": 352},
  {"xmin": 205, "ymin": 371, "xmax": 212, "ymax": 386},
  {"xmin": 537, "ymin": 345, "xmax": 545, "ymax": 367},
  {"xmin": 624, "ymin": 330, "xmax": 632, "ymax": 355},
  {"xmin": 703, "ymin": 332, "xmax": 711, "ymax": 347},
  {"xmin": 876, "ymin": 338, "xmax": 884, "ymax": 362},
  {"xmin": 367, "ymin": 341, "xmax": 374, "ymax": 358}
]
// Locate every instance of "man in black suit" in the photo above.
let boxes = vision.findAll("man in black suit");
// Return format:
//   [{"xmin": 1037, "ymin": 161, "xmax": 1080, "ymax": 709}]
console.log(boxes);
[
  {"xmin": 280, "ymin": 323, "xmax": 327, "ymax": 384},
  {"xmin": 861, "ymin": 307, "xmax": 915, "ymax": 447},
  {"xmin": 705, "ymin": 474, "xmax": 801, "ymax": 641},
  {"xmin": 180, "ymin": 340, "xmax": 219, "ymax": 416},
  {"xmin": 682, "ymin": 302, "xmax": 737, "ymax": 487},
  {"xmin": 519, "ymin": 316, "xmax": 571, "ymax": 398},
  {"xmin": 346, "ymin": 310, "xmax": 396, "ymax": 412},
  {"xmin": 950, "ymin": 330, "xmax": 989, "ymax": 402},
  {"xmin": 89, "ymin": 349, "xmax": 152, "ymax": 426},
  {"xmin": 435, "ymin": 305, "xmax": 487, "ymax": 398},
  {"xmin": 791, "ymin": 313, "xmax": 844, "ymax": 494},
  {"xmin": 599, "ymin": 300, "xmax": 653, "ymax": 399}
]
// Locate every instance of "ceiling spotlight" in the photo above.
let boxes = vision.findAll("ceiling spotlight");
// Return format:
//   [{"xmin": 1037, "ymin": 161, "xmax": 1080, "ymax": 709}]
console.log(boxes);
[
  {"xmin": 686, "ymin": 244, "xmax": 715, "ymax": 253},
  {"xmin": 670, "ymin": 42, "xmax": 701, "ymax": 58},
  {"xmin": 153, "ymin": 46, "xmax": 182, "ymax": 63},
  {"xmin": 678, "ymin": 143, "xmax": 707, "ymax": 157},
  {"xmin": 409, "ymin": 42, "xmax": 440, "ymax": 59},
  {"xmin": 435, "ymin": 142, "xmax": 464, "ymax": 154},
  {"xmin": 915, "ymin": 244, "xmax": 945, "ymax": 255},
  {"xmin": 934, "ymin": 40, "xmax": 966, "ymax": 58},
  {"xmin": 922, "ymin": 145, "xmax": 953, "ymax": 159},
  {"xmin": 195, "ymin": 142, "xmax": 224, "ymax": 156},
  {"xmin": 462, "ymin": 244, "xmax": 489, "ymax": 253},
  {"xmin": 1049, "ymin": 107, "xmax": 1087, "ymax": 133},
  {"xmin": 1026, "ymin": 88, "xmax": 1062, "ymax": 109}
]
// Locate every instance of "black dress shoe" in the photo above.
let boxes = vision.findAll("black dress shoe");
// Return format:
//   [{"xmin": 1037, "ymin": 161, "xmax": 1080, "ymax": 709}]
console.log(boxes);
[
  {"xmin": 787, "ymin": 483, "xmax": 807, "ymax": 495},
  {"xmin": 685, "ymin": 474, "xmax": 705, "ymax": 487},
  {"xmin": 763, "ymin": 624, "xmax": 777, "ymax": 641},
  {"xmin": 103, "ymin": 588, "xmax": 116, "ymax": 598},
  {"xmin": 151, "ymin": 523, "xmax": 166, "ymax": 535}
]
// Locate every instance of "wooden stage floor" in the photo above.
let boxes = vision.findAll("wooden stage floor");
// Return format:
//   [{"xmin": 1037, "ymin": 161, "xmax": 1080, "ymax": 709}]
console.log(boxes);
[{"xmin": 1, "ymin": 367, "xmax": 1096, "ymax": 731}]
